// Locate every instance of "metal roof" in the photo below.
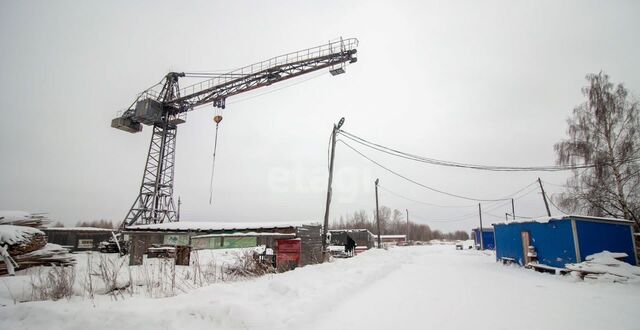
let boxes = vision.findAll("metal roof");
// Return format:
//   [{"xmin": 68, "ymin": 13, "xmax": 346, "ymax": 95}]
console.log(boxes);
[
  {"xmin": 125, "ymin": 221, "xmax": 319, "ymax": 232},
  {"xmin": 492, "ymin": 215, "xmax": 634, "ymax": 226}
]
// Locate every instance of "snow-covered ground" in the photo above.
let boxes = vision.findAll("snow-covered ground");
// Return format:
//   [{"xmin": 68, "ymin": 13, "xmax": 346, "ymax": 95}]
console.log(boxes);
[{"xmin": 1, "ymin": 245, "xmax": 639, "ymax": 330}]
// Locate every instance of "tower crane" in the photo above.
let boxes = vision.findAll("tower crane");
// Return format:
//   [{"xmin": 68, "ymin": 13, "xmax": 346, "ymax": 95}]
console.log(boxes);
[{"xmin": 112, "ymin": 38, "xmax": 359, "ymax": 227}]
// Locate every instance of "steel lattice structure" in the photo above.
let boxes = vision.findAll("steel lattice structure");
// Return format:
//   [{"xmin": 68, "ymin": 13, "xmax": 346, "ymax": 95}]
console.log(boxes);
[{"xmin": 113, "ymin": 38, "xmax": 358, "ymax": 226}]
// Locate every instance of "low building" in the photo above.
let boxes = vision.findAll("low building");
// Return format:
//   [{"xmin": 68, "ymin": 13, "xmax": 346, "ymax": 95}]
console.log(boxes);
[
  {"xmin": 471, "ymin": 227, "xmax": 495, "ymax": 250},
  {"xmin": 493, "ymin": 215, "xmax": 638, "ymax": 268},
  {"xmin": 124, "ymin": 221, "xmax": 322, "ymax": 267},
  {"xmin": 329, "ymin": 229, "xmax": 375, "ymax": 249},
  {"xmin": 42, "ymin": 227, "xmax": 115, "ymax": 251},
  {"xmin": 379, "ymin": 234, "xmax": 406, "ymax": 247}
]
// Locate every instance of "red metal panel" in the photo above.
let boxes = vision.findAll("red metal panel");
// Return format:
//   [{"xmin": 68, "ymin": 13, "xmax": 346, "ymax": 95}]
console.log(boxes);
[{"xmin": 276, "ymin": 239, "xmax": 301, "ymax": 269}]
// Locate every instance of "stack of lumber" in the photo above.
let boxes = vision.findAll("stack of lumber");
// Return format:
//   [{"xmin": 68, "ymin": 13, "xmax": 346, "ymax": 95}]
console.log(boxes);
[
  {"xmin": 0, "ymin": 213, "xmax": 74, "ymax": 276},
  {"xmin": 1, "ymin": 225, "xmax": 47, "ymax": 255},
  {"xmin": 0, "ymin": 210, "xmax": 51, "ymax": 228},
  {"xmin": 9, "ymin": 244, "xmax": 75, "ymax": 272}
]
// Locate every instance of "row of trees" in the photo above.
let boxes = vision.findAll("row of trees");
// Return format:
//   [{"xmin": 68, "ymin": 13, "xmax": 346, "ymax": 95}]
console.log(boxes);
[
  {"xmin": 331, "ymin": 206, "xmax": 469, "ymax": 241},
  {"xmin": 51, "ymin": 219, "xmax": 116, "ymax": 229}
]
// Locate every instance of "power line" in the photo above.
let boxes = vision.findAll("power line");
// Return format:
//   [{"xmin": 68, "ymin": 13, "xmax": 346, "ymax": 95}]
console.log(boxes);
[
  {"xmin": 338, "ymin": 139, "xmax": 512, "ymax": 202},
  {"xmin": 541, "ymin": 180, "xmax": 568, "ymax": 188},
  {"xmin": 378, "ymin": 180, "xmax": 538, "ymax": 209},
  {"xmin": 337, "ymin": 139, "xmax": 556, "ymax": 224},
  {"xmin": 409, "ymin": 214, "xmax": 478, "ymax": 223},
  {"xmin": 378, "ymin": 185, "xmax": 479, "ymax": 208},
  {"xmin": 374, "ymin": 181, "xmax": 542, "ymax": 224},
  {"xmin": 338, "ymin": 129, "xmax": 639, "ymax": 172},
  {"xmin": 545, "ymin": 192, "xmax": 570, "ymax": 215}
]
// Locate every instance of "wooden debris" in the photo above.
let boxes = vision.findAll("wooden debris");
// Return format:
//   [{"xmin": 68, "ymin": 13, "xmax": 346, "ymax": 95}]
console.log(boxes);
[
  {"xmin": 1, "ymin": 221, "xmax": 74, "ymax": 276},
  {"xmin": 0, "ymin": 243, "xmax": 75, "ymax": 276},
  {"xmin": 0, "ymin": 211, "xmax": 51, "ymax": 229}
]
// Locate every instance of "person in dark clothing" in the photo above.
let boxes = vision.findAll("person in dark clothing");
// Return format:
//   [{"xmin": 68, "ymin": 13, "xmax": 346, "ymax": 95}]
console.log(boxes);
[{"xmin": 345, "ymin": 235, "xmax": 356, "ymax": 256}]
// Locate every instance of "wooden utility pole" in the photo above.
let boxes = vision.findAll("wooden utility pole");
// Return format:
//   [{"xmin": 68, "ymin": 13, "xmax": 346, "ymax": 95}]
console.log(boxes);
[
  {"xmin": 538, "ymin": 177, "xmax": 551, "ymax": 217},
  {"xmin": 375, "ymin": 178, "xmax": 382, "ymax": 249},
  {"xmin": 322, "ymin": 118, "xmax": 345, "ymax": 261},
  {"xmin": 478, "ymin": 203, "xmax": 484, "ymax": 251},
  {"xmin": 177, "ymin": 197, "xmax": 181, "ymax": 222},
  {"xmin": 406, "ymin": 209, "xmax": 410, "ymax": 242},
  {"xmin": 511, "ymin": 198, "xmax": 515, "ymax": 220}
]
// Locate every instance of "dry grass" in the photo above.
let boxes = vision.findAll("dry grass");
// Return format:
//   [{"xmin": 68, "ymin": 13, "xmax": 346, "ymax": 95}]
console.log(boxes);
[
  {"xmin": 30, "ymin": 265, "xmax": 75, "ymax": 301},
  {"xmin": 225, "ymin": 250, "xmax": 275, "ymax": 279}
]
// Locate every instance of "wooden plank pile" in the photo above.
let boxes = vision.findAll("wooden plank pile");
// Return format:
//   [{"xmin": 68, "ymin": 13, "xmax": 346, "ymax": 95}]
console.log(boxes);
[
  {"xmin": 0, "ymin": 210, "xmax": 51, "ymax": 228},
  {"xmin": 0, "ymin": 211, "xmax": 74, "ymax": 276},
  {"xmin": 565, "ymin": 251, "xmax": 640, "ymax": 283},
  {"xmin": 296, "ymin": 224, "xmax": 323, "ymax": 266}
]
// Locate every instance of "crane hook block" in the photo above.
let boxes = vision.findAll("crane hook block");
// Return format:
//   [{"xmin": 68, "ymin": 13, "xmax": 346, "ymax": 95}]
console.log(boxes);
[{"xmin": 214, "ymin": 115, "xmax": 223, "ymax": 124}]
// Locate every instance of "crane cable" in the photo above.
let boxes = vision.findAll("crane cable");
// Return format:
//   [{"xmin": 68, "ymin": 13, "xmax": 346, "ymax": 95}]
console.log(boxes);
[{"xmin": 209, "ymin": 116, "xmax": 223, "ymax": 204}]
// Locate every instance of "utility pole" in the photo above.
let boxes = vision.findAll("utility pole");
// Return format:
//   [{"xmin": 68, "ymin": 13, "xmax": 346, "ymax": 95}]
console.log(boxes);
[
  {"xmin": 538, "ymin": 177, "xmax": 551, "ymax": 217},
  {"xmin": 406, "ymin": 209, "xmax": 410, "ymax": 242},
  {"xmin": 322, "ymin": 117, "xmax": 345, "ymax": 261},
  {"xmin": 511, "ymin": 198, "xmax": 515, "ymax": 220},
  {"xmin": 177, "ymin": 197, "xmax": 181, "ymax": 222},
  {"xmin": 478, "ymin": 203, "xmax": 484, "ymax": 251},
  {"xmin": 375, "ymin": 178, "xmax": 382, "ymax": 249}
]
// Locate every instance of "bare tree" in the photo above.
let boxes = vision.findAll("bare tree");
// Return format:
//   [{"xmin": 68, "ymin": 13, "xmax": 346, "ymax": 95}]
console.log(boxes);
[
  {"xmin": 330, "ymin": 206, "xmax": 450, "ymax": 242},
  {"xmin": 554, "ymin": 72, "xmax": 639, "ymax": 228},
  {"xmin": 375, "ymin": 206, "xmax": 392, "ymax": 235}
]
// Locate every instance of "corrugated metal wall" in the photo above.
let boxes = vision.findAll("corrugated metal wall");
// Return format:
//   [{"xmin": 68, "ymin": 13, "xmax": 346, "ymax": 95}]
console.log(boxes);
[
  {"xmin": 494, "ymin": 220, "xmax": 577, "ymax": 268},
  {"xmin": 472, "ymin": 229, "xmax": 495, "ymax": 250},
  {"xmin": 574, "ymin": 219, "xmax": 637, "ymax": 265}
]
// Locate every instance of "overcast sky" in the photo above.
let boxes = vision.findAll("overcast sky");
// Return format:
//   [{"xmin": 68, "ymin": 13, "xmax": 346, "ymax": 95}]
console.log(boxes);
[{"xmin": 1, "ymin": 0, "xmax": 639, "ymax": 232}]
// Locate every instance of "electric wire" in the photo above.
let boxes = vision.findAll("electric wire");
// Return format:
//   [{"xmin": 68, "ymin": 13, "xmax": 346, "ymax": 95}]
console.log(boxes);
[
  {"xmin": 545, "ymin": 191, "xmax": 570, "ymax": 214},
  {"xmin": 377, "ymin": 182, "xmax": 540, "ymax": 223},
  {"xmin": 377, "ymin": 186, "xmax": 479, "ymax": 208},
  {"xmin": 378, "ymin": 181, "xmax": 538, "ymax": 209},
  {"xmin": 338, "ymin": 139, "xmax": 519, "ymax": 202},
  {"xmin": 338, "ymin": 129, "xmax": 639, "ymax": 172},
  {"xmin": 340, "ymin": 129, "xmax": 586, "ymax": 171},
  {"xmin": 541, "ymin": 180, "xmax": 568, "ymax": 188}
]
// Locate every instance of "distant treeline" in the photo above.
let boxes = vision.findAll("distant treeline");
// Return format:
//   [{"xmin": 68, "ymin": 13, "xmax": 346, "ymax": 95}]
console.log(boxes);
[
  {"xmin": 331, "ymin": 206, "xmax": 469, "ymax": 241},
  {"xmin": 52, "ymin": 219, "xmax": 116, "ymax": 229},
  {"xmin": 76, "ymin": 219, "xmax": 115, "ymax": 229}
]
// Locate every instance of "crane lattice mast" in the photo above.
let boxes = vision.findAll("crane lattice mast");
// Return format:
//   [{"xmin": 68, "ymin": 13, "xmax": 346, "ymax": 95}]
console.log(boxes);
[{"xmin": 112, "ymin": 38, "xmax": 358, "ymax": 227}]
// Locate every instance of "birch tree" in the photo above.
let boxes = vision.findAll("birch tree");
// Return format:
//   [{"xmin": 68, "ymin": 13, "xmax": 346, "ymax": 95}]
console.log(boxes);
[{"xmin": 554, "ymin": 72, "xmax": 639, "ymax": 228}]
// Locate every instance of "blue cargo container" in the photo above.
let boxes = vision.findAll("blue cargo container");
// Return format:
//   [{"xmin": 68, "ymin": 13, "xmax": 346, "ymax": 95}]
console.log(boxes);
[
  {"xmin": 471, "ymin": 228, "xmax": 495, "ymax": 250},
  {"xmin": 493, "ymin": 215, "xmax": 637, "ymax": 268}
]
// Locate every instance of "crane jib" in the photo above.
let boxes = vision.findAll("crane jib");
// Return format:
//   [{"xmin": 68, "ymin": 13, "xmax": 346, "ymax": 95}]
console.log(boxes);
[{"xmin": 112, "ymin": 40, "xmax": 357, "ymax": 133}]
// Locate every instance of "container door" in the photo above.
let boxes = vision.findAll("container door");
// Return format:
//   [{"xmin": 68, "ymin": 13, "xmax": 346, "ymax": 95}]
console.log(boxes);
[
  {"xmin": 521, "ymin": 231, "xmax": 531, "ymax": 265},
  {"xmin": 276, "ymin": 239, "xmax": 301, "ymax": 271}
]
